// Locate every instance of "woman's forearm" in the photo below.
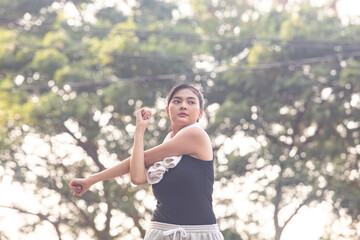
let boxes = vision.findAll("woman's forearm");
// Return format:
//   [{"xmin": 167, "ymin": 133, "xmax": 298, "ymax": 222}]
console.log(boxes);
[
  {"xmin": 129, "ymin": 128, "xmax": 147, "ymax": 185},
  {"xmin": 85, "ymin": 145, "xmax": 159, "ymax": 186},
  {"xmin": 87, "ymin": 157, "xmax": 130, "ymax": 185}
]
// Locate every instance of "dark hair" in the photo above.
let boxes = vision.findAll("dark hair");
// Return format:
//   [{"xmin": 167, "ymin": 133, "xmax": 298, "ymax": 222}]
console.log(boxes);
[{"xmin": 167, "ymin": 83, "xmax": 204, "ymax": 109}]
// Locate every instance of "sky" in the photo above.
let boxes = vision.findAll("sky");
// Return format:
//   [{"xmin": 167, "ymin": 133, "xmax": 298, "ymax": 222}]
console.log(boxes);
[{"xmin": 1, "ymin": 0, "xmax": 360, "ymax": 239}]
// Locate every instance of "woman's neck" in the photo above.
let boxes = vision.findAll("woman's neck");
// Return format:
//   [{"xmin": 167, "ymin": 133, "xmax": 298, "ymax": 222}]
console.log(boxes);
[
  {"xmin": 171, "ymin": 125, "xmax": 182, "ymax": 137},
  {"xmin": 170, "ymin": 122, "xmax": 198, "ymax": 137}
]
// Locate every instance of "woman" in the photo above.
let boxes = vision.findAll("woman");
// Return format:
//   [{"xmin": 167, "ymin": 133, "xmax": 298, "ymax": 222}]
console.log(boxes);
[{"xmin": 69, "ymin": 83, "xmax": 224, "ymax": 240}]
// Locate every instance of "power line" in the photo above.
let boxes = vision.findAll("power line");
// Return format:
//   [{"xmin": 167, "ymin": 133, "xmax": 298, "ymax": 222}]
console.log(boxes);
[
  {"xmin": 0, "ymin": 73, "xmax": 187, "ymax": 92},
  {"xmin": 0, "ymin": 42, "xmax": 196, "ymax": 63},
  {"xmin": 1, "ymin": 50, "xmax": 359, "ymax": 93},
  {"xmin": 226, "ymin": 51, "xmax": 360, "ymax": 72},
  {"xmin": 0, "ymin": 36, "xmax": 359, "ymax": 68},
  {"xmin": 1, "ymin": 16, "xmax": 359, "ymax": 49},
  {"xmin": 1, "ymin": 38, "xmax": 358, "ymax": 52}
]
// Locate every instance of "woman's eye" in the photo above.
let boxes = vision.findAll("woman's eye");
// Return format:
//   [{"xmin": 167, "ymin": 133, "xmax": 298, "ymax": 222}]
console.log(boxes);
[{"xmin": 189, "ymin": 101, "xmax": 195, "ymax": 104}]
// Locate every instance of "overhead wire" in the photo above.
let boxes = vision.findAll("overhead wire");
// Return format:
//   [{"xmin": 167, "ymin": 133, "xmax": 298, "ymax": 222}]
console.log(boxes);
[
  {"xmin": 225, "ymin": 51, "xmax": 360, "ymax": 72},
  {"xmin": 1, "ymin": 50, "xmax": 359, "ymax": 93},
  {"xmin": 0, "ymin": 33, "xmax": 359, "ymax": 68},
  {"xmin": 0, "ymin": 16, "xmax": 359, "ymax": 49},
  {"xmin": 1, "ymin": 16, "xmax": 360, "ymax": 93}
]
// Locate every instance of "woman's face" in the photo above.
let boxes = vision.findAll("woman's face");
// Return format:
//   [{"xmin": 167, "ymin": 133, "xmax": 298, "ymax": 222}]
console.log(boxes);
[{"xmin": 166, "ymin": 88, "xmax": 203, "ymax": 126}]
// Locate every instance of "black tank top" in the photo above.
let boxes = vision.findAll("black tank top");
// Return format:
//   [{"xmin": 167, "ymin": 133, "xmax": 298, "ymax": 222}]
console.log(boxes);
[{"xmin": 151, "ymin": 155, "xmax": 216, "ymax": 225}]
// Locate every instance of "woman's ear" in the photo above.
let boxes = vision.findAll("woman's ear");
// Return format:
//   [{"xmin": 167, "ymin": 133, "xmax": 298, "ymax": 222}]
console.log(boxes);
[
  {"xmin": 197, "ymin": 108, "xmax": 204, "ymax": 121},
  {"xmin": 166, "ymin": 106, "xmax": 170, "ymax": 118}
]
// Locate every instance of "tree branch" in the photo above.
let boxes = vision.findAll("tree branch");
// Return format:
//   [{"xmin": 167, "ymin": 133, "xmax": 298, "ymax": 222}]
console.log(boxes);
[
  {"xmin": 273, "ymin": 177, "xmax": 283, "ymax": 240},
  {"xmin": 281, "ymin": 188, "xmax": 321, "ymax": 230},
  {"xmin": 62, "ymin": 123, "xmax": 105, "ymax": 171},
  {"xmin": 68, "ymin": 198, "xmax": 96, "ymax": 230},
  {"xmin": 0, "ymin": 205, "xmax": 62, "ymax": 240}
]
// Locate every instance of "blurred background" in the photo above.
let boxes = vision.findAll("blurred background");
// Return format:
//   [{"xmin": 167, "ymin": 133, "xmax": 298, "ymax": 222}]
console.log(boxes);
[{"xmin": 0, "ymin": 0, "xmax": 360, "ymax": 239}]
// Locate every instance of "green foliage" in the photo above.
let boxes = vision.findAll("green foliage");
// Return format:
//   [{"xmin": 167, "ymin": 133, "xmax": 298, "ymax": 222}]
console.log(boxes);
[
  {"xmin": 1, "ymin": 0, "xmax": 360, "ymax": 240},
  {"xmin": 31, "ymin": 48, "xmax": 68, "ymax": 75},
  {"xmin": 339, "ymin": 61, "xmax": 360, "ymax": 91},
  {"xmin": 0, "ymin": 28, "xmax": 18, "ymax": 68},
  {"xmin": 0, "ymin": 0, "xmax": 54, "ymax": 19},
  {"xmin": 96, "ymin": 7, "xmax": 127, "ymax": 24},
  {"xmin": 221, "ymin": 228, "xmax": 243, "ymax": 240},
  {"xmin": 207, "ymin": 3, "xmax": 360, "ymax": 240}
]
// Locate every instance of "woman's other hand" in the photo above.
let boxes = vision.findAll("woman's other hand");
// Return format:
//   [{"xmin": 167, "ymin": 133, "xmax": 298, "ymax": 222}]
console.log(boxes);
[
  {"xmin": 69, "ymin": 178, "xmax": 92, "ymax": 196},
  {"xmin": 136, "ymin": 108, "xmax": 152, "ymax": 131}
]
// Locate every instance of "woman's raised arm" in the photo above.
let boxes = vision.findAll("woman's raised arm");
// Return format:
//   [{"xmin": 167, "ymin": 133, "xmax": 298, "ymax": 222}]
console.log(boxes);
[
  {"xmin": 129, "ymin": 108, "xmax": 151, "ymax": 185},
  {"xmin": 69, "ymin": 114, "xmax": 210, "ymax": 194}
]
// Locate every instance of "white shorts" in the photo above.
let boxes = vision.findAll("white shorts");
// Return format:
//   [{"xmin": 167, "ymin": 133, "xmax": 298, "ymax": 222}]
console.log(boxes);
[{"xmin": 144, "ymin": 221, "xmax": 224, "ymax": 240}]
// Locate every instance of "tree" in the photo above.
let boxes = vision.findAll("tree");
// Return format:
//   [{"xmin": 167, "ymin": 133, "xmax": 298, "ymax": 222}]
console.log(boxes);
[
  {"xmin": 0, "ymin": 0, "xmax": 203, "ymax": 239},
  {"xmin": 205, "ymin": 2, "xmax": 360, "ymax": 239},
  {"xmin": 1, "ymin": 0, "xmax": 360, "ymax": 239}
]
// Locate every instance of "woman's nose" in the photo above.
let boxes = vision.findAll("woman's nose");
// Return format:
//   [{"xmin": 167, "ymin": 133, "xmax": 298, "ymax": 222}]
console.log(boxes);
[{"xmin": 180, "ymin": 102, "xmax": 187, "ymax": 109}]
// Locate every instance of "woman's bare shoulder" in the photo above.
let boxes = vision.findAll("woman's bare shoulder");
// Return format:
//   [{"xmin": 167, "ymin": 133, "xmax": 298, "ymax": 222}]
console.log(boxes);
[
  {"xmin": 175, "ymin": 126, "xmax": 212, "ymax": 160},
  {"xmin": 176, "ymin": 125, "xmax": 209, "ymax": 140}
]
